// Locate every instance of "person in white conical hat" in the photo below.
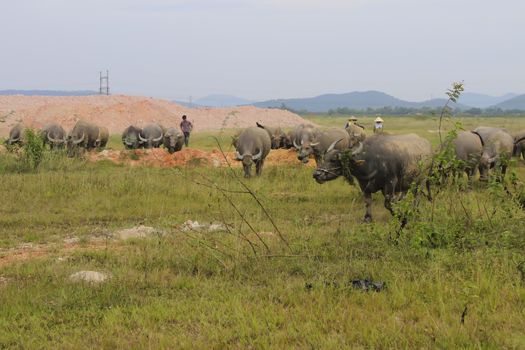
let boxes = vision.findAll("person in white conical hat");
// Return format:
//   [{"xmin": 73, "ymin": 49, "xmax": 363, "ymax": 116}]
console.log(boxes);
[{"xmin": 373, "ymin": 117, "xmax": 384, "ymax": 133}]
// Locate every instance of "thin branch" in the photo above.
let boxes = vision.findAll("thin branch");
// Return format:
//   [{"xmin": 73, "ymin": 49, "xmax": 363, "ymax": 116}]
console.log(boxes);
[{"xmin": 213, "ymin": 136, "xmax": 292, "ymax": 252}]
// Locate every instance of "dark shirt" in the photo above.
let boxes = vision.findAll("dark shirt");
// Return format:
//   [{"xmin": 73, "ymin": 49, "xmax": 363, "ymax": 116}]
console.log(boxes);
[{"xmin": 180, "ymin": 120, "xmax": 193, "ymax": 133}]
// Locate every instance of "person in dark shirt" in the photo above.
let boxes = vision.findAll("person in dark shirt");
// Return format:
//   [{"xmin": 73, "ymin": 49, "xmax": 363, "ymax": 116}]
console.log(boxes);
[{"xmin": 180, "ymin": 115, "xmax": 193, "ymax": 147}]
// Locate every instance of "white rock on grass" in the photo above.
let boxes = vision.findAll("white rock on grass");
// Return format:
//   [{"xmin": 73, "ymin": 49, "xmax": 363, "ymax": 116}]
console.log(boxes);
[
  {"xmin": 69, "ymin": 271, "xmax": 110, "ymax": 284},
  {"xmin": 0, "ymin": 276, "xmax": 10, "ymax": 287},
  {"xmin": 181, "ymin": 220, "xmax": 227, "ymax": 232},
  {"xmin": 114, "ymin": 225, "xmax": 157, "ymax": 240}
]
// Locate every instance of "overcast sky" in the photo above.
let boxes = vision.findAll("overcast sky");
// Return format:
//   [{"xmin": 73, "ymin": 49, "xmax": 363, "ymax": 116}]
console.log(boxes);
[{"xmin": 1, "ymin": 0, "xmax": 524, "ymax": 101}]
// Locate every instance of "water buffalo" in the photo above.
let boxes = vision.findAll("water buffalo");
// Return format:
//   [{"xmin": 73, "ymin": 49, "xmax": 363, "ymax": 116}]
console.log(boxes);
[
  {"xmin": 297, "ymin": 128, "xmax": 350, "ymax": 165},
  {"xmin": 451, "ymin": 131, "xmax": 483, "ymax": 179},
  {"xmin": 473, "ymin": 127, "xmax": 514, "ymax": 181},
  {"xmin": 163, "ymin": 127, "xmax": 184, "ymax": 153},
  {"xmin": 66, "ymin": 120, "xmax": 103, "ymax": 157},
  {"xmin": 41, "ymin": 123, "xmax": 66, "ymax": 149},
  {"xmin": 313, "ymin": 133, "xmax": 432, "ymax": 222},
  {"xmin": 256, "ymin": 122, "xmax": 287, "ymax": 149},
  {"xmin": 122, "ymin": 125, "xmax": 143, "ymax": 149},
  {"xmin": 292, "ymin": 124, "xmax": 316, "ymax": 148},
  {"xmin": 512, "ymin": 130, "xmax": 525, "ymax": 161},
  {"xmin": 139, "ymin": 123, "xmax": 164, "ymax": 149},
  {"xmin": 94, "ymin": 126, "xmax": 109, "ymax": 148},
  {"xmin": 235, "ymin": 127, "xmax": 271, "ymax": 178},
  {"xmin": 6, "ymin": 123, "xmax": 26, "ymax": 146},
  {"xmin": 283, "ymin": 130, "xmax": 295, "ymax": 149}
]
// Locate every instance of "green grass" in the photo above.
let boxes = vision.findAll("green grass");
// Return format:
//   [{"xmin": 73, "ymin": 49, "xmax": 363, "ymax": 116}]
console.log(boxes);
[{"xmin": 1, "ymin": 116, "xmax": 525, "ymax": 348}]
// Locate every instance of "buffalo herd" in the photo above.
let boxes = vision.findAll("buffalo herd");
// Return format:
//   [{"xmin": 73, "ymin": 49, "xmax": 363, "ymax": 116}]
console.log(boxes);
[
  {"xmin": 5, "ymin": 121, "xmax": 184, "ymax": 156},
  {"xmin": 235, "ymin": 122, "xmax": 525, "ymax": 222},
  {"xmin": 5, "ymin": 119, "xmax": 525, "ymax": 222}
]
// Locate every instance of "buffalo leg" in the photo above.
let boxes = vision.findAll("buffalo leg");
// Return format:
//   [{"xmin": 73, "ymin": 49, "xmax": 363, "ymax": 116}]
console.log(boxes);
[
  {"xmin": 363, "ymin": 192, "xmax": 373, "ymax": 222},
  {"xmin": 255, "ymin": 159, "xmax": 265, "ymax": 176},
  {"xmin": 383, "ymin": 193, "xmax": 395, "ymax": 216},
  {"xmin": 243, "ymin": 164, "xmax": 251, "ymax": 178}
]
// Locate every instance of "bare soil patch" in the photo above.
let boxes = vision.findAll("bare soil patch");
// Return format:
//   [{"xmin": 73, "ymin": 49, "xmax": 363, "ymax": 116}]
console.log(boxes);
[{"xmin": 90, "ymin": 148, "xmax": 315, "ymax": 168}]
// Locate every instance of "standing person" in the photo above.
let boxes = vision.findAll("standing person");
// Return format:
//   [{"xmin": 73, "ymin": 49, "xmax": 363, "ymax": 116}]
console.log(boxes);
[
  {"xmin": 345, "ymin": 115, "xmax": 365, "ymax": 130},
  {"xmin": 373, "ymin": 117, "xmax": 384, "ymax": 133},
  {"xmin": 344, "ymin": 116, "xmax": 357, "ymax": 129},
  {"xmin": 180, "ymin": 115, "xmax": 193, "ymax": 147}
]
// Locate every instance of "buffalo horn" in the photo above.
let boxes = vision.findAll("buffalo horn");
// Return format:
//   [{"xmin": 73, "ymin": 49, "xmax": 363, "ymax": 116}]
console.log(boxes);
[
  {"xmin": 326, "ymin": 139, "xmax": 343, "ymax": 153},
  {"xmin": 293, "ymin": 139, "xmax": 301, "ymax": 149},
  {"xmin": 138, "ymin": 134, "xmax": 147, "ymax": 142},
  {"xmin": 252, "ymin": 149, "xmax": 263, "ymax": 160},
  {"xmin": 73, "ymin": 133, "xmax": 85, "ymax": 145},
  {"xmin": 351, "ymin": 142, "xmax": 364, "ymax": 156},
  {"xmin": 514, "ymin": 136, "xmax": 525, "ymax": 145},
  {"xmin": 235, "ymin": 151, "xmax": 243, "ymax": 160},
  {"xmin": 310, "ymin": 141, "xmax": 320, "ymax": 147},
  {"xmin": 47, "ymin": 134, "xmax": 63, "ymax": 144},
  {"xmin": 153, "ymin": 134, "xmax": 163, "ymax": 142}
]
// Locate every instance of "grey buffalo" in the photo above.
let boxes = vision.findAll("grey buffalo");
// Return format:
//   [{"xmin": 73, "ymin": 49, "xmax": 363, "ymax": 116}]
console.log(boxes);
[
  {"xmin": 472, "ymin": 127, "xmax": 514, "ymax": 181},
  {"xmin": 313, "ymin": 133, "xmax": 432, "ymax": 222},
  {"xmin": 139, "ymin": 123, "xmax": 164, "ymax": 149},
  {"xmin": 66, "ymin": 120, "xmax": 105, "ymax": 157},
  {"xmin": 296, "ymin": 128, "xmax": 350, "ymax": 165},
  {"xmin": 451, "ymin": 131, "xmax": 483, "ymax": 179},
  {"xmin": 163, "ymin": 127, "xmax": 184, "ymax": 153},
  {"xmin": 94, "ymin": 126, "xmax": 109, "ymax": 148},
  {"xmin": 6, "ymin": 123, "xmax": 26, "ymax": 146},
  {"xmin": 256, "ymin": 122, "xmax": 287, "ymax": 149},
  {"xmin": 41, "ymin": 123, "xmax": 66, "ymax": 149},
  {"xmin": 235, "ymin": 126, "xmax": 271, "ymax": 178},
  {"xmin": 513, "ymin": 130, "xmax": 525, "ymax": 161},
  {"xmin": 122, "ymin": 125, "xmax": 143, "ymax": 149}
]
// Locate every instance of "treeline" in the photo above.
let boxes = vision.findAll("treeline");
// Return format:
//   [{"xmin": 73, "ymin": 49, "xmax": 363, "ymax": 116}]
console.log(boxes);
[
  {"xmin": 327, "ymin": 106, "xmax": 525, "ymax": 116},
  {"xmin": 273, "ymin": 103, "xmax": 525, "ymax": 116}
]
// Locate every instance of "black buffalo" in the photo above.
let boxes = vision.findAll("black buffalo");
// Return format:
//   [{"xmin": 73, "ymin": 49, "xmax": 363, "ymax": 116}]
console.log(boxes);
[
  {"xmin": 122, "ymin": 125, "xmax": 143, "ymax": 149},
  {"xmin": 41, "ymin": 123, "xmax": 66, "ymax": 149},
  {"xmin": 313, "ymin": 134, "xmax": 432, "ymax": 222}
]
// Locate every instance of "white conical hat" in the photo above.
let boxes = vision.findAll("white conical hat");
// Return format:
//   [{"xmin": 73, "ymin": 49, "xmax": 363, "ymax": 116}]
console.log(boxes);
[{"xmin": 374, "ymin": 117, "xmax": 384, "ymax": 123}]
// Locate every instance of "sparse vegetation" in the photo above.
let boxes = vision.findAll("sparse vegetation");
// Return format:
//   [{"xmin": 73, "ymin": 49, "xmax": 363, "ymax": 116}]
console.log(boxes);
[{"xmin": 0, "ymin": 115, "xmax": 524, "ymax": 348}]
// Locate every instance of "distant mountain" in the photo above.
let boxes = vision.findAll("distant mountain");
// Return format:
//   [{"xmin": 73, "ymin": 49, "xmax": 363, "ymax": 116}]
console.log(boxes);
[
  {"xmin": 193, "ymin": 94, "xmax": 255, "ymax": 107},
  {"xmin": 0, "ymin": 90, "xmax": 98, "ymax": 96},
  {"xmin": 252, "ymin": 91, "xmax": 467, "ymax": 112},
  {"xmin": 173, "ymin": 94, "xmax": 255, "ymax": 108},
  {"xmin": 492, "ymin": 94, "xmax": 525, "ymax": 110},
  {"xmin": 458, "ymin": 92, "xmax": 517, "ymax": 108}
]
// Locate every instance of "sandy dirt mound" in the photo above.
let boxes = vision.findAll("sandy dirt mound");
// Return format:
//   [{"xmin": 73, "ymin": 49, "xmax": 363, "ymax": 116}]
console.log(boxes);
[
  {"xmin": 0, "ymin": 95, "xmax": 309, "ymax": 137},
  {"xmin": 89, "ymin": 148, "xmax": 315, "ymax": 168}
]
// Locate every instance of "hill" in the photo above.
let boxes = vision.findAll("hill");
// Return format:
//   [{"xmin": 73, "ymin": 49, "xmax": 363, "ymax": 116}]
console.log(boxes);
[
  {"xmin": 458, "ymin": 92, "xmax": 517, "ymax": 108},
  {"xmin": 252, "ymin": 91, "xmax": 467, "ymax": 112},
  {"xmin": 492, "ymin": 94, "xmax": 525, "ymax": 110},
  {"xmin": 0, "ymin": 95, "xmax": 308, "ymax": 137},
  {"xmin": 174, "ymin": 94, "xmax": 255, "ymax": 108},
  {"xmin": 194, "ymin": 94, "xmax": 255, "ymax": 107}
]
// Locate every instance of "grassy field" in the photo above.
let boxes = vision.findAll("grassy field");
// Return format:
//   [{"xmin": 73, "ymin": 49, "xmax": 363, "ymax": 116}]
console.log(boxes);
[{"xmin": 1, "ymin": 115, "xmax": 524, "ymax": 348}]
